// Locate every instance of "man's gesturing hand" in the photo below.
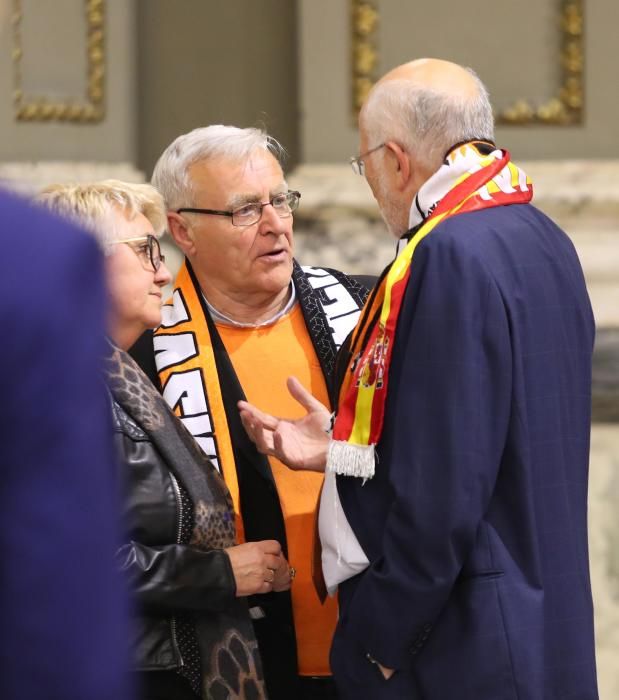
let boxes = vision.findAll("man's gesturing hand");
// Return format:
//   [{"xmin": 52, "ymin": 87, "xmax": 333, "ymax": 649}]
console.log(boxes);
[
  {"xmin": 238, "ymin": 376, "xmax": 331, "ymax": 472},
  {"xmin": 225, "ymin": 540, "xmax": 291, "ymax": 596}
]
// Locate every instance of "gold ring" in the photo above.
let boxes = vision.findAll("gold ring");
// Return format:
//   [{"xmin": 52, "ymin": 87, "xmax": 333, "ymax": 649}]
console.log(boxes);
[{"xmin": 289, "ymin": 566, "xmax": 296, "ymax": 580}]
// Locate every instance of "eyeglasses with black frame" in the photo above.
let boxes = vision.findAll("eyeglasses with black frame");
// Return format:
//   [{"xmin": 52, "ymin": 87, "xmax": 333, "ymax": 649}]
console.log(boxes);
[
  {"xmin": 114, "ymin": 234, "xmax": 165, "ymax": 273},
  {"xmin": 176, "ymin": 190, "xmax": 301, "ymax": 228},
  {"xmin": 350, "ymin": 143, "xmax": 386, "ymax": 176}
]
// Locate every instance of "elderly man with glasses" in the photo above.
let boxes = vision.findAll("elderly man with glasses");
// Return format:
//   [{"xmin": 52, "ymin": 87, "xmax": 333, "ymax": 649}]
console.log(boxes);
[
  {"xmin": 239, "ymin": 58, "xmax": 598, "ymax": 700},
  {"xmin": 130, "ymin": 125, "xmax": 372, "ymax": 700}
]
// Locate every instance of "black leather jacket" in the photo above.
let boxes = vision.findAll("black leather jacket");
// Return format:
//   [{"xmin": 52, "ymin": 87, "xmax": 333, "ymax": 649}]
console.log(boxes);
[{"xmin": 112, "ymin": 398, "xmax": 237, "ymax": 671}]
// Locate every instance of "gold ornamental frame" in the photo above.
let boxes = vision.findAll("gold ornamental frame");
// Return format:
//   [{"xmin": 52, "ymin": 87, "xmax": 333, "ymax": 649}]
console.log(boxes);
[
  {"xmin": 351, "ymin": 0, "xmax": 380, "ymax": 115},
  {"xmin": 12, "ymin": 0, "xmax": 105, "ymax": 123},
  {"xmin": 350, "ymin": 0, "xmax": 584, "ymax": 126}
]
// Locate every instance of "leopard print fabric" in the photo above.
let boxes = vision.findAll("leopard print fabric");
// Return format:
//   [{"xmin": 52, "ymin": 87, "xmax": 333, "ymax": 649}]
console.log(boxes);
[
  {"xmin": 105, "ymin": 347, "xmax": 164, "ymax": 431},
  {"xmin": 192, "ymin": 501, "xmax": 235, "ymax": 550},
  {"xmin": 206, "ymin": 630, "xmax": 266, "ymax": 700}
]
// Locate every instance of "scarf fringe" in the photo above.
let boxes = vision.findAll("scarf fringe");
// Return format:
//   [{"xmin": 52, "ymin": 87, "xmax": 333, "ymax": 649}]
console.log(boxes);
[{"xmin": 327, "ymin": 440, "xmax": 375, "ymax": 481}]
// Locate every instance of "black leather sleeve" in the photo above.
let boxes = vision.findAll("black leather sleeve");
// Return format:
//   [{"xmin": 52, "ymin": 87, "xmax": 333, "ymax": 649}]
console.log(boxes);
[
  {"xmin": 117, "ymin": 542, "xmax": 237, "ymax": 614},
  {"xmin": 113, "ymin": 407, "xmax": 238, "ymax": 617}
]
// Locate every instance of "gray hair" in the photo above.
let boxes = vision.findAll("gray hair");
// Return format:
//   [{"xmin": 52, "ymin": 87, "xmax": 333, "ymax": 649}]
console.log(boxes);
[
  {"xmin": 152, "ymin": 125, "xmax": 286, "ymax": 211},
  {"xmin": 361, "ymin": 68, "xmax": 495, "ymax": 173},
  {"xmin": 36, "ymin": 180, "xmax": 167, "ymax": 251}
]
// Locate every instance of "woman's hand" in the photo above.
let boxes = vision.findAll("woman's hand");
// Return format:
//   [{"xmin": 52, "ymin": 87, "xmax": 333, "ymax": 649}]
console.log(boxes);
[
  {"xmin": 271, "ymin": 555, "xmax": 294, "ymax": 593},
  {"xmin": 225, "ymin": 540, "xmax": 292, "ymax": 596},
  {"xmin": 238, "ymin": 376, "xmax": 331, "ymax": 472}
]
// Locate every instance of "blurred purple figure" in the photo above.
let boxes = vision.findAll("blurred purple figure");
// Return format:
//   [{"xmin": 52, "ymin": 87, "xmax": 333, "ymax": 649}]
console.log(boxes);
[{"xmin": 0, "ymin": 190, "xmax": 133, "ymax": 700}]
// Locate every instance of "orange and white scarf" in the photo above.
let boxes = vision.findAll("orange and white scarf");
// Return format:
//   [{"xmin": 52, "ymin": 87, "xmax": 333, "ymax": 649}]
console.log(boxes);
[
  {"xmin": 153, "ymin": 261, "xmax": 369, "ymax": 537},
  {"xmin": 330, "ymin": 143, "xmax": 533, "ymax": 478}
]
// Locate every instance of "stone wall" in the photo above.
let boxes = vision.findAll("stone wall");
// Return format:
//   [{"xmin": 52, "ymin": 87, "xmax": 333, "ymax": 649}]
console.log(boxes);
[
  {"xmin": 0, "ymin": 1, "xmax": 137, "ymax": 164},
  {"xmin": 297, "ymin": 0, "xmax": 619, "ymax": 163},
  {"xmin": 589, "ymin": 425, "xmax": 619, "ymax": 698}
]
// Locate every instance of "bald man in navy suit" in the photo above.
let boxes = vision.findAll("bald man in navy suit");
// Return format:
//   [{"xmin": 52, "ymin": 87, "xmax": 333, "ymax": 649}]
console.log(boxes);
[{"xmin": 240, "ymin": 59, "xmax": 599, "ymax": 699}]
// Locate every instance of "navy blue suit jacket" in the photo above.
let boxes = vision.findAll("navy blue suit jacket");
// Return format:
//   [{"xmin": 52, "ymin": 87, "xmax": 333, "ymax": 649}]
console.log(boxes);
[
  {"xmin": 333, "ymin": 204, "xmax": 598, "ymax": 699},
  {"xmin": 0, "ymin": 192, "xmax": 133, "ymax": 700}
]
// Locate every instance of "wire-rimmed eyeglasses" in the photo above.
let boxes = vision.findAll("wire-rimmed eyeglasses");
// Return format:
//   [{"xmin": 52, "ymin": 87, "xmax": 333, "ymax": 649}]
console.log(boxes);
[
  {"xmin": 350, "ymin": 143, "xmax": 386, "ymax": 176},
  {"xmin": 114, "ymin": 234, "xmax": 165, "ymax": 273},
  {"xmin": 177, "ymin": 190, "xmax": 301, "ymax": 228}
]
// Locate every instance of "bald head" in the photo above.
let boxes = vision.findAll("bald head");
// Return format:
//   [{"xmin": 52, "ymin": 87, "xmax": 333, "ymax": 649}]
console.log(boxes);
[
  {"xmin": 378, "ymin": 58, "xmax": 480, "ymax": 99},
  {"xmin": 360, "ymin": 58, "xmax": 494, "ymax": 174}
]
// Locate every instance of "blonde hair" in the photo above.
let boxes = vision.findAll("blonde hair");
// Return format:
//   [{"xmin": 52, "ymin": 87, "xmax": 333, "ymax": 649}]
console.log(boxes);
[{"xmin": 37, "ymin": 180, "xmax": 167, "ymax": 251}]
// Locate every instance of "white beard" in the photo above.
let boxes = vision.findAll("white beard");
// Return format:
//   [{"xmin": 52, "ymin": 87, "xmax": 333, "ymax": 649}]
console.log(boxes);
[{"xmin": 375, "ymin": 176, "xmax": 407, "ymax": 238}]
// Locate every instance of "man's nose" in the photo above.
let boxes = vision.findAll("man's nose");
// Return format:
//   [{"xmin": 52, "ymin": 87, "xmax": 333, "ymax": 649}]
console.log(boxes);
[{"xmin": 257, "ymin": 202, "xmax": 287, "ymax": 234}]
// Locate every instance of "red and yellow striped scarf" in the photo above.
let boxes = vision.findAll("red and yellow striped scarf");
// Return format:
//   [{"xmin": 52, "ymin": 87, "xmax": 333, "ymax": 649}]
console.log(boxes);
[{"xmin": 333, "ymin": 147, "xmax": 532, "ymax": 456}]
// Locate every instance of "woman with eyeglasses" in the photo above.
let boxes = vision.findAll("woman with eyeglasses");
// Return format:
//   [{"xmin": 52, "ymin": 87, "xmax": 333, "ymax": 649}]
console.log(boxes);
[{"xmin": 38, "ymin": 181, "xmax": 269, "ymax": 700}]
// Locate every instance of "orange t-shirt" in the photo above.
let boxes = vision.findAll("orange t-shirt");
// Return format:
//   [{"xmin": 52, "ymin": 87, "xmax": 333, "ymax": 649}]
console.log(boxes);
[{"xmin": 217, "ymin": 304, "xmax": 337, "ymax": 676}]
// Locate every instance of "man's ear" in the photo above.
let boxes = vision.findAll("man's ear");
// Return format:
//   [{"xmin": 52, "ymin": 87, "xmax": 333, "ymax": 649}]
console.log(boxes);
[
  {"xmin": 167, "ymin": 212, "xmax": 196, "ymax": 256},
  {"xmin": 384, "ymin": 141, "xmax": 412, "ymax": 192}
]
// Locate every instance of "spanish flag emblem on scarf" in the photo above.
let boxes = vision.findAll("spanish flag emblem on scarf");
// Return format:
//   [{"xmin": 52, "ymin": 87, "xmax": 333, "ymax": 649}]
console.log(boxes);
[{"xmin": 331, "ymin": 147, "xmax": 533, "ymax": 478}]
